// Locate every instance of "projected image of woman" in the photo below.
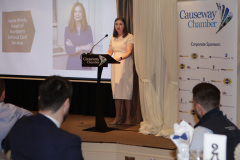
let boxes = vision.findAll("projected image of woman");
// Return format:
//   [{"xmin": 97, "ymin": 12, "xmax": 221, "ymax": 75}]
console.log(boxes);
[
  {"xmin": 106, "ymin": 17, "xmax": 134, "ymax": 125},
  {"xmin": 64, "ymin": 2, "xmax": 93, "ymax": 70}
]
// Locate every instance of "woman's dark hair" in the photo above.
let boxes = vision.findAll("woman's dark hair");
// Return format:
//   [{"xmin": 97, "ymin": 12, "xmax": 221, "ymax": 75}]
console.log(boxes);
[{"xmin": 113, "ymin": 17, "xmax": 129, "ymax": 38}]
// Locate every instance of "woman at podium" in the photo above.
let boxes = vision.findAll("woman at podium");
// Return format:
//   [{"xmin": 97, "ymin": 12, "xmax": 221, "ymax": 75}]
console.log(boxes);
[
  {"xmin": 64, "ymin": 2, "xmax": 93, "ymax": 70},
  {"xmin": 106, "ymin": 17, "xmax": 134, "ymax": 125}
]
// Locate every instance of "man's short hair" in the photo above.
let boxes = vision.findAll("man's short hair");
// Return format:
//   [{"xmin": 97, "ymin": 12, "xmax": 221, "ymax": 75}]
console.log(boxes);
[
  {"xmin": 192, "ymin": 82, "xmax": 220, "ymax": 111},
  {"xmin": 38, "ymin": 76, "xmax": 72, "ymax": 113},
  {"xmin": 0, "ymin": 79, "xmax": 5, "ymax": 96}
]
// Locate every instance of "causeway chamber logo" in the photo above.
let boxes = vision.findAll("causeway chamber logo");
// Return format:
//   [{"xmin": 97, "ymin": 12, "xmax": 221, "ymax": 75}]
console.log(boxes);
[
  {"xmin": 216, "ymin": 3, "xmax": 233, "ymax": 33},
  {"xmin": 179, "ymin": 3, "xmax": 233, "ymax": 33}
]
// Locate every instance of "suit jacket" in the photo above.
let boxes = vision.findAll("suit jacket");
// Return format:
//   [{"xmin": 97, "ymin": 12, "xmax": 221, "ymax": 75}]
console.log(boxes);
[{"xmin": 9, "ymin": 113, "xmax": 84, "ymax": 160}]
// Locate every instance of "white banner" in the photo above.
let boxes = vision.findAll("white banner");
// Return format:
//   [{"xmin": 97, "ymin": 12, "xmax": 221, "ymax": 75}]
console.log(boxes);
[{"xmin": 177, "ymin": 0, "xmax": 238, "ymax": 126}]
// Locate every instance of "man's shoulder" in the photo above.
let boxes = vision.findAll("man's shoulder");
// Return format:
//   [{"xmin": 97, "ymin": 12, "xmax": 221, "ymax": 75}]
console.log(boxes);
[
  {"xmin": 56, "ymin": 127, "xmax": 81, "ymax": 141},
  {"xmin": 12, "ymin": 114, "xmax": 81, "ymax": 143},
  {"xmin": 0, "ymin": 102, "xmax": 17, "ymax": 110},
  {"xmin": 0, "ymin": 102, "xmax": 22, "ymax": 118}
]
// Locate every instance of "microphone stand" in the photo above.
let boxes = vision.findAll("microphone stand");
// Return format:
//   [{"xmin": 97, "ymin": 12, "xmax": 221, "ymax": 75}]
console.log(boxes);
[{"xmin": 89, "ymin": 34, "xmax": 108, "ymax": 54}]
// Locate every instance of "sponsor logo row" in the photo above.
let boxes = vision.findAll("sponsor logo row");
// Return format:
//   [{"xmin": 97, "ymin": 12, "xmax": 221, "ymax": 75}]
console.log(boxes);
[
  {"xmin": 179, "ymin": 78, "xmax": 232, "ymax": 85},
  {"xmin": 179, "ymin": 53, "xmax": 234, "ymax": 60}
]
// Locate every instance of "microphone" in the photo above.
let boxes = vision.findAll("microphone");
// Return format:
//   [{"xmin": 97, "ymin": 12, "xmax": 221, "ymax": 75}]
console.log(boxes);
[{"xmin": 89, "ymin": 34, "xmax": 108, "ymax": 54}]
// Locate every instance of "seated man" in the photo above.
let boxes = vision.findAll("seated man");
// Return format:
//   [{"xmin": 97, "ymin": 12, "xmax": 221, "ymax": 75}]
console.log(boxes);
[
  {"xmin": 0, "ymin": 79, "xmax": 32, "ymax": 151},
  {"xmin": 6, "ymin": 76, "xmax": 84, "ymax": 160},
  {"xmin": 190, "ymin": 82, "xmax": 240, "ymax": 160}
]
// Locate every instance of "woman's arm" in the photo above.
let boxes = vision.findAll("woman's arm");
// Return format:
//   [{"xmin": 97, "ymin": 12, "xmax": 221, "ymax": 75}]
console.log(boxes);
[
  {"xmin": 115, "ymin": 43, "xmax": 133, "ymax": 61},
  {"xmin": 106, "ymin": 45, "xmax": 114, "ymax": 56},
  {"xmin": 64, "ymin": 28, "xmax": 78, "ymax": 55},
  {"xmin": 76, "ymin": 43, "xmax": 93, "ymax": 53}
]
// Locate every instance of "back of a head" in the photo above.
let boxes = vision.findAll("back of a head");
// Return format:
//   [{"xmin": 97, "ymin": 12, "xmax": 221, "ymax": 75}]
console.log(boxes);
[
  {"xmin": 192, "ymin": 82, "xmax": 220, "ymax": 111},
  {"xmin": 0, "ymin": 79, "xmax": 5, "ymax": 96},
  {"xmin": 38, "ymin": 76, "xmax": 72, "ymax": 113}
]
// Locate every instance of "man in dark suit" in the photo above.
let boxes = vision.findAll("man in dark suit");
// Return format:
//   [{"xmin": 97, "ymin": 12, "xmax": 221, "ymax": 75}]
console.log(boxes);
[{"xmin": 6, "ymin": 76, "xmax": 84, "ymax": 160}]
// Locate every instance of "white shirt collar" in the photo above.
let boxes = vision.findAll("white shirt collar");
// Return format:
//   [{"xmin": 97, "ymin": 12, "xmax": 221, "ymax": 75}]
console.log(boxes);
[{"xmin": 43, "ymin": 114, "xmax": 61, "ymax": 128}]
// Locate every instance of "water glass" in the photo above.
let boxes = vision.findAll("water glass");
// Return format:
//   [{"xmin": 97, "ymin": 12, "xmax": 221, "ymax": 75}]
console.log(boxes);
[{"xmin": 190, "ymin": 150, "xmax": 203, "ymax": 160}]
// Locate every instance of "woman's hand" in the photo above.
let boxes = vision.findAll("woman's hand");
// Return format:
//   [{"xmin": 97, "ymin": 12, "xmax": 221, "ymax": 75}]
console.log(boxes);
[
  {"xmin": 66, "ymin": 39, "xmax": 73, "ymax": 46},
  {"xmin": 115, "ymin": 57, "xmax": 122, "ymax": 62},
  {"xmin": 76, "ymin": 46, "xmax": 83, "ymax": 53}
]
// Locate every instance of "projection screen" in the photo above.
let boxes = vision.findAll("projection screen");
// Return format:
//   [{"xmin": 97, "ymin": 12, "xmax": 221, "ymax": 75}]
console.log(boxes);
[{"xmin": 0, "ymin": 0, "xmax": 117, "ymax": 81}]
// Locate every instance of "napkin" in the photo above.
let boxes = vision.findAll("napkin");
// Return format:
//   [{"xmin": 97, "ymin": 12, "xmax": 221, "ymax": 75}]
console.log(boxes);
[{"xmin": 170, "ymin": 120, "xmax": 194, "ymax": 160}]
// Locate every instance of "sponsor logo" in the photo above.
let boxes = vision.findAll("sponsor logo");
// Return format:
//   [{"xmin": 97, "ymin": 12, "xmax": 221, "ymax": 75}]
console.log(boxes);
[
  {"xmin": 223, "ymin": 53, "xmax": 234, "ymax": 60},
  {"xmin": 187, "ymin": 78, "xmax": 200, "ymax": 81},
  {"xmin": 220, "ymin": 104, "xmax": 234, "ymax": 108},
  {"xmin": 210, "ymin": 65, "xmax": 220, "ymax": 71},
  {"xmin": 197, "ymin": 66, "xmax": 209, "ymax": 70},
  {"xmin": 180, "ymin": 64, "xmax": 186, "ymax": 69},
  {"xmin": 200, "ymin": 55, "xmax": 209, "ymax": 59},
  {"xmin": 179, "ymin": 98, "xmax": 188, "ymax": 104},
  {"xmin": 180, "ymin": 98, "xmax": 183, "ymax": 103},
  {"xmin": 179, "ymin": 77, "xmax": 185, "ymax": 81},
  {"xmin": 211, "ymin": 80, "xmax": 222, "ymax": 83},
  {"xmin": 187, "ymin": 65, "xmax": 195, "ymax": 70},
  {"xmin": 190, "ymin": 109, "xmax": 196, "ymax": 116},
  {"xmin": 209, "ymin": 56, "xmax": 222, "ymax": 59},
  {"xmin": 221, "ymin": 68, "xmax": 234, "ymax": 71},
  {"xmin": 179, "ymin": 110, "xmax": 188, "ymax": 114},
  {"xmin": 179, "ymin": 55, "xmax": 189, "ymax": 58},
  {"xmin": 179, "ymin": 77, "xmax": 187, "ymax": 81},
  {"xmin": 223, "ymin": 78, "xmax": 232, "ymax": 85},
  {"xmin": 222, "ymin": 91, "xmax": 232, "ymax": 96},
  {"xmin": 225, "ymin": 53, "xmax": 229, "ymax": 57},
  {"xmin": 209, "ymin": 53, "xmax": 234, "ymax": 60},
  {"xmin": 191, "ymin": 53, "xmax": 198, "ymax": 59}
]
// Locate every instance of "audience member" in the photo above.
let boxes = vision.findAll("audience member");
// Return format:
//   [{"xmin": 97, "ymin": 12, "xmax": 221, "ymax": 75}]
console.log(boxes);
[
  {"xmin": 5, "ymin": 76, "xmax": 84, "ymax": 160},
  {"xmin": 0, "ymin": 79, "xmax": 32, "ymax": 151},
  {"xmin": 190, "ymin": 82, "xmax": 240, "ymax": 160}
]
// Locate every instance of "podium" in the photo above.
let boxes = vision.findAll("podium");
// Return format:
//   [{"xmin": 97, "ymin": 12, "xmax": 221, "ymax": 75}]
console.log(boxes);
[{"xmin": 81, "ymin": 54, "xmax": 120, "ymax": 132}]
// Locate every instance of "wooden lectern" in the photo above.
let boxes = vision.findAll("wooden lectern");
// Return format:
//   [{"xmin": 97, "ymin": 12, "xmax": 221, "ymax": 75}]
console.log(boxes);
[{"xmin": 81, "ymin": 54, "xmax": 120, "ymax": 132}]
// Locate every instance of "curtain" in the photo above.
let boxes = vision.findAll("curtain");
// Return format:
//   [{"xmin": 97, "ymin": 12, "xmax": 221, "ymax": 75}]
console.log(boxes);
[
  {"xmin": 157, "ymin": 0, "xmax": 179, "ymax": 136},
  {"xmin": 133, "ymin": 0, "xmax": 178, "ymax": 136},
  {"xmin": 238, "ymin": 0, "xmax": 240, "ymax": 128},
  {"xmin": 116, "ymin": 0, "xmax": 133, "ymax": 34},
  {"xmin": 116, "ymin": 0, "xmax": 142, "ymax": 123},
  {"xmin": 133, "ymin": 0, "xmax": 164, "ymax": 135},
  {"xmin": 238, "ymin": 0, "xmax": 240, "ymax": 65}
]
